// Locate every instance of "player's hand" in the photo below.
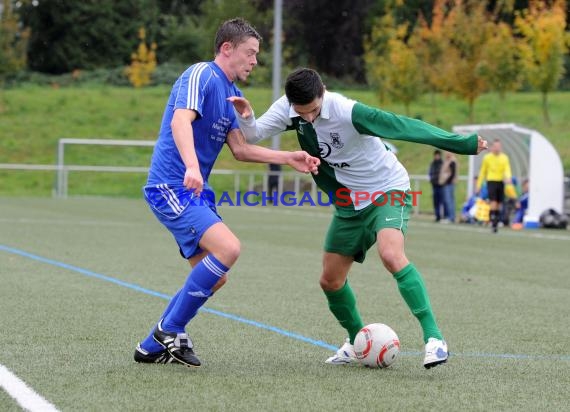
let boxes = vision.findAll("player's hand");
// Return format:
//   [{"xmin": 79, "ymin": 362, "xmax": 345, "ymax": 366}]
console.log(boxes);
[
  {"xmin": 287, "ymin": 151, "xmax": 320, "ymax": 175},
  {"xmin": 183, "ymin": 166, "xmax": 204, "ymax": 196},
  {"xmin": 477, "ymin": 135, "xmax": 488, "ymax": 154},
  {"xmin": 227, "ymin": 96, "xmax": 253, "ymax": 119}
]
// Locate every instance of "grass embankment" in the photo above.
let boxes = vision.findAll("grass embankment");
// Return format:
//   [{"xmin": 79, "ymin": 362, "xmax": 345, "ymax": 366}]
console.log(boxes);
[{"xmin": 1, "ymin": 85, "xmax": 568, "ymax": 204}]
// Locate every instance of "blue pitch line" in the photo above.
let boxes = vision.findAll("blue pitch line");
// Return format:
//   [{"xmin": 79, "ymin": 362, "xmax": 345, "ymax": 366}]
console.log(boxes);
[
  {"xmin": 0, "ymin": 244, "xmax": 337, "ymax": 351},
  {"xmin": 2, "ymin": 244, "xmax": 570, "ymax": 362}
]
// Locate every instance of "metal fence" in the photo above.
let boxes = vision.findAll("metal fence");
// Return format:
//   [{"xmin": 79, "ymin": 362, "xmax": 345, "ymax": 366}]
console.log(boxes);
[{"xmin": 0, "ymin": 138, "xmax": 478, "ymax": 215}]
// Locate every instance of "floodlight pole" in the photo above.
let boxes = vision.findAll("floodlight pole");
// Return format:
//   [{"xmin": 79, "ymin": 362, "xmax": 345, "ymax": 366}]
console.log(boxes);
[{"xmin": 271, "ymin": 0, "xmax": 283, "ymax": 150}]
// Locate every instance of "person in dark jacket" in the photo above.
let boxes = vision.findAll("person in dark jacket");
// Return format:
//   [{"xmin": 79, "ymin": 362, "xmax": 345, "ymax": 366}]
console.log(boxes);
[{"xmin": 429, "ymin": 150, "xmax": 444, "ymax": 222}]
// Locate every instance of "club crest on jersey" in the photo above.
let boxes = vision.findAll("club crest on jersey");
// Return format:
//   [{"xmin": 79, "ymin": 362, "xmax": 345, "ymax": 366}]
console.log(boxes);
[
  {"xmin": 330, "ymin": 132, "xmax": 344, "ymax": 149},
  {"xmin": 318, "ymin": 142, "xmax": 332, "ymax": 159}
]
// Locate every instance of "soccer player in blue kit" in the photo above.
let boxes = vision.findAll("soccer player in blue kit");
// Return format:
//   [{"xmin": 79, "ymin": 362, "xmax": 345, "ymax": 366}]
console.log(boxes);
[{"xmin": 134, "ymin": 18, "xmax": 320, "ymax": 367}]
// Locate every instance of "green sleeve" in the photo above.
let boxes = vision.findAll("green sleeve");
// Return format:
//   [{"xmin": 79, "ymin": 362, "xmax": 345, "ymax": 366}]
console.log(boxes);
[{"xmin": 351, "ymin": 102, "xmax": 478, "ymax": 155}]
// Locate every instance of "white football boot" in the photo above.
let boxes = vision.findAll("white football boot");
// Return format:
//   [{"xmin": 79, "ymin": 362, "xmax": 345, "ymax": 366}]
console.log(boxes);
[
  {"xmin": 325, "ymin": 338, "xmax": 359, "ymax": 365},
  {"xmin": 423, "ymin": 337, "xmax": 448, "ymax": 369}
]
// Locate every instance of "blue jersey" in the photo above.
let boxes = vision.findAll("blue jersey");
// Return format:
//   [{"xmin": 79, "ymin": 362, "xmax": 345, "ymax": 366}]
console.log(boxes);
[{"xmin": 147, "ymin": 62, "xmax": 243, "ymax": 186}]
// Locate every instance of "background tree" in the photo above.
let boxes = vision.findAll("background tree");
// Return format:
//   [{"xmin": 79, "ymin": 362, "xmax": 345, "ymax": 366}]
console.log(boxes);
[
  {"xmin": 156, "ymin": 0, "xmax": 203, "ymax": 15},
  {"xmin": 284, "ymin": 0, "xmax": 377, "ymax": 83},
  {"xmin": 21, "ymin": 0, "xmax": 159, "ymax": 73},
  {"xmin": 0, "ymin": 0, "xmax": 29, "ymax": 83},
  {"xmin": 5, "ymin": 0, "xmax": 570, "ymax": 92},
  {"xmin": 363, "ymin": 12, "xmax": 398, "ymax": 103},
  {"xmin": 515, "ymin": 0, "xmax": 569, "ymax": 125},
  {"xmin": 479, "ymin": 21, "xmax": 523, "ymax": 118},
  {"xmin": 409, "ymin": 0, "xmax": 450, "ymax": 116},
  {"xmin": 383, "ymin": 27, "xmax": 424, "ymax": 115},
  {"xmin": 155, "ymin": 14, "xmax": 203, "ymax": 65},
  {"xmin": 125, "ymin": 28, "xmax": 157, "ymax": 88},
  {"xmin": 441, "ymin": 0, "xmax": 492, "ymax": 122}
]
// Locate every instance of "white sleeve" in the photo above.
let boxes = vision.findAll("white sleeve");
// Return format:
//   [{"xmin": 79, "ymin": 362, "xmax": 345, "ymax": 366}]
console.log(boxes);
[{"xmin": 234, "ymin": 95, "xmax": 292, "ymax": 144}]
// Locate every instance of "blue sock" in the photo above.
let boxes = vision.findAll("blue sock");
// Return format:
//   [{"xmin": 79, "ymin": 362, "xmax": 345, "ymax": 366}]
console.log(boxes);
[
  {"xmin": 140, "ymin": 289, "xmax": 183, "ymax": 353},
  {"xmin": 161, "ymin": 254, "xmax": 229, "ymax": 333}
]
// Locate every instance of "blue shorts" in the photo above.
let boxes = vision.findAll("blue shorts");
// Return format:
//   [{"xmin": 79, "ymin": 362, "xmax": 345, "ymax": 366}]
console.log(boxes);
[{"xmin": 143, "ymin": 184, "xmax": 222, "ymax": 259}]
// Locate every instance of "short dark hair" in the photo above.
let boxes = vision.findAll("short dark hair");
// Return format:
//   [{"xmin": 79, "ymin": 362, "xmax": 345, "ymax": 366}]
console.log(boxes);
[
  {"xmin": 434, "ymin": 150, "xmax": 441, "ymax": 156},
  {"xmin": 214, "ymin": 18, "xmax": 262, "ymax": 54},
  {"xmin": 285, "ymin": 68, "xmax": 325, "ymax": 105}
]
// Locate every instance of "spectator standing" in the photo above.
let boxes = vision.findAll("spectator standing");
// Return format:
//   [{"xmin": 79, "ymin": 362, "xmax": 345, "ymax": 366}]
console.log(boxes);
[
  {"xmin": 429, "ymin": 150, "xmax": 444, "ymax": 222},
  {"xmin": 439, "ymin": 152, "xmax": 458, "ymax": 223}
]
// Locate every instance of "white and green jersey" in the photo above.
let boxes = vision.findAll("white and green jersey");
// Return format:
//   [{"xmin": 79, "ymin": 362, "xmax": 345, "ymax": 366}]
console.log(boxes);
[{"xmin": 236, "ymin": 91, "xmax": 478, "ymax": 212}]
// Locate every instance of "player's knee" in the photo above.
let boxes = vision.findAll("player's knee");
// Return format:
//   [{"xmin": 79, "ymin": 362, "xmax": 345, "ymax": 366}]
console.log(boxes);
[
  {"xmin": 227, "ymin": 238, "xmax": 241, "ymax": 262},
  {"xmin": 379, "ymin": 248, "xmax": 403, "ymax": 273},
  {"xmin": 319, "ymin": 273, "xmax": 344, "ymax": 291},
  {"xmin": 218, "ymin": 238, "xmax": 241, "ymax": 266}
]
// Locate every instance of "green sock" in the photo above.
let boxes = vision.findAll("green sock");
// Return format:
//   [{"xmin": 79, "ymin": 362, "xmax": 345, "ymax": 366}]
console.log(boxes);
[
  {"xmin": 323, "ymin": 281, "xmax": 364, "ymax": 344},
  {"xmin": 393, "ymin": 263, "xmax": 443, "ymax": 343}
]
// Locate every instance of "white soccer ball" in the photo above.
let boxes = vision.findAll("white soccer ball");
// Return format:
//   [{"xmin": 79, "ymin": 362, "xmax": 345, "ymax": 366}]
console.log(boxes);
[{"xmin": 353, "ymin": 323, "xmax": 400, "ymax": 368}]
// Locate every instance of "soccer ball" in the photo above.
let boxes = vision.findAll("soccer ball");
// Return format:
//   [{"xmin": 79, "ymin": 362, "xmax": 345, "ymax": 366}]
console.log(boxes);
[{"xmin": 353, "ymin": 323, "xmax": 400, "ymax": 368}]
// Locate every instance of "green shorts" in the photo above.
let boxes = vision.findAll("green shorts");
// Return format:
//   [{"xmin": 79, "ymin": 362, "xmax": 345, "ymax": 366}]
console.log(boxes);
[{"xmin": 324, "ymin": 190, "xmax": 412, "ymax": 263}]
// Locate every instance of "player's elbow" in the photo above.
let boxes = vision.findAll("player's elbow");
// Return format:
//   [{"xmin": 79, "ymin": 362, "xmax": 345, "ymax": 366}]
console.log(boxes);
[{"xmin": 231, "ymin": 145, "xmax": 249, "ymax": 161}]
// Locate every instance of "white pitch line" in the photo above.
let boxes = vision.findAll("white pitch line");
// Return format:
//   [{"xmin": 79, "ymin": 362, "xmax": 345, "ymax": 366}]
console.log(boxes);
[{"xmin": 0, "ymin": 364, "xmax": 59, "ymax": 412}]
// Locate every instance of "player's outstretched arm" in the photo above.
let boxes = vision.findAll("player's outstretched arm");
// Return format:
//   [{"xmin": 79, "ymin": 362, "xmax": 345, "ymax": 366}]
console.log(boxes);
[
  {"xmin": 226, "ymin": 129, "xmax": 320, "ymax": 174},
  {"xmin": 285, "ymin": 151, "xmax": 321, "ymax": 174},
  {"xmin": 227, "ymin": 96, "xmax": 253, "ymax": 119},
  {"xmin": 228, "ymin": 95, "xmax": 292, "ymax": 144},
  {"xmin": 477, "ymin": 136, "xmax": 488, "ymax": 154},
  {"xmin": 351, "ymin": 102, "xmax": 485, "ymax": 155}
]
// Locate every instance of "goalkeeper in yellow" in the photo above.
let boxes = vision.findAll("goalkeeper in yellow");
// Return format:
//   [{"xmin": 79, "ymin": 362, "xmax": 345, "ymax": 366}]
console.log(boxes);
[{"xmin": 476, "ymin": 139, "xmax": 512, "ymax": 233}]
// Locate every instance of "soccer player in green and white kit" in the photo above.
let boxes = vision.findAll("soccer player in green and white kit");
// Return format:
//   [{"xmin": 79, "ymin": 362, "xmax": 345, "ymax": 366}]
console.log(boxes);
[{"xmin": 229, "ymin": 68, "xmax": 488, "ymax": 369}]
